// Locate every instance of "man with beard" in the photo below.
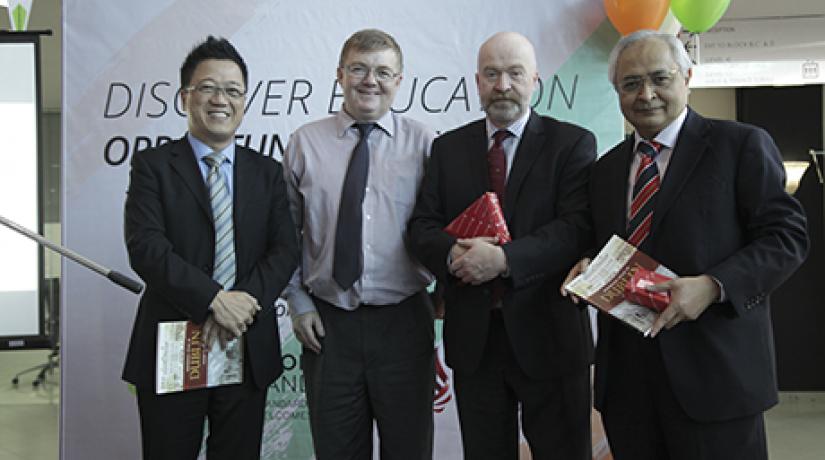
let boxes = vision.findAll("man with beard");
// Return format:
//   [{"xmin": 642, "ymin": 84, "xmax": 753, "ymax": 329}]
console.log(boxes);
[
  {"xmin": 283, "ymin": 29, "xmax": 435, "ymax": 459},
  {"xmin": 407, "ymin": 31, "xmax": 596, "ymax": 459}
]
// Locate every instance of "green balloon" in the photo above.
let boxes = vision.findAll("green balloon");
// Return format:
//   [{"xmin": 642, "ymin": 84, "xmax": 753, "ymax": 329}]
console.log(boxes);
[{"xmin": 670, "ymin": 0, "xmax": 731, "ymax": 33}]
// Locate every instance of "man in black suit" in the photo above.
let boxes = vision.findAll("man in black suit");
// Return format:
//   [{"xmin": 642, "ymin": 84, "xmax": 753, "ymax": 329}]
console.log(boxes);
[
  {"xmin": 123, "ymin": 36, "xmax": 298, "ymax": 460},
  {"xmin": 563, "ymin": 30, "xmax": 808, "ymax": 459},
  {"xmin": 408, "ymin": 31, "xmax": 596, "ymax": 459}
]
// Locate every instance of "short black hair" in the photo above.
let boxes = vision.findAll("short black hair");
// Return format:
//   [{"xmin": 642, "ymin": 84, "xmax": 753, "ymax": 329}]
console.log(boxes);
[{"xmin": 180, "ymin": 36, "xmax": 248, "ymax": 88}]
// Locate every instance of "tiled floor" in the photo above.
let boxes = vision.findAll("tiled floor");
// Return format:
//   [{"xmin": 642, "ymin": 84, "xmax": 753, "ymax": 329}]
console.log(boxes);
[
  {"xmin": 0, "ymin": 350, "xmax": 59, "ymax": 460},
  {"xmin": 1, "ymin": 349, "xmax": 824, "ymax": 460},
  {"xmin": 766, "ymin": 392, "xmax": 825, "ymax": 459}
]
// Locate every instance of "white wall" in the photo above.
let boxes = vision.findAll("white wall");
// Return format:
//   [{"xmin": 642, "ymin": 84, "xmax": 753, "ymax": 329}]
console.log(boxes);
[{"xmin": 689, "ymin": 88, "xmax": 736, "ymax": 121}]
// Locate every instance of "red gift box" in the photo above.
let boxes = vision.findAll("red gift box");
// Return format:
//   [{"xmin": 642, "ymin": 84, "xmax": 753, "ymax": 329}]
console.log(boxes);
[
  {"xmin": 444, "ymin": 192, "xmax": 511, "ymax": 244},
  {"xmin": 624, "ymin": 268, "xmax": 671, "ymax": 312}
]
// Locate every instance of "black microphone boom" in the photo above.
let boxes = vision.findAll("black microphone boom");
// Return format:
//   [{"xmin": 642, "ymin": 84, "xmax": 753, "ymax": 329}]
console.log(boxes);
[{"xmin": 0, "ymin": 214, "xmax": 143, "ymax": 294}]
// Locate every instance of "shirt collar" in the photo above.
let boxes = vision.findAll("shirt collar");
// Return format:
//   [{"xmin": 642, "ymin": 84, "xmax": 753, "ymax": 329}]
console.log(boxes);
[
  {"xmin": 486, "ymin": 109, "xmax": 531, "ymax": 141},
  {"xmin": 633, "ymin": 107, "xmax": 688, "ymax": 151},
  {"xmin": 336, "ymin": 106, "xmax": 395, "ymax": 138},
  {"xmin": 187, "ymin": 132, "xmax": 236, "ymax": 165}
]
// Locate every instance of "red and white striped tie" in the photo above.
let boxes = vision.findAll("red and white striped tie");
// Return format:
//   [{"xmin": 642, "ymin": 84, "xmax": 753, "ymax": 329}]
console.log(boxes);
[{"xmin": 627, "ymin": 141, "xmax": 661, "ymax": 247}]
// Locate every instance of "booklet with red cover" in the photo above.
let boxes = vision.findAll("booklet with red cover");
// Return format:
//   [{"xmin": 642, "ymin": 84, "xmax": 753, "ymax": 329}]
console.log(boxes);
[
  {"xmin": 156, "ymin": 321, "xmax": 243, "ymax": 394},
  {"xmin": 564, "ymin": 235, "xmax": 676, "ymax": 336},
  {"xmin": 444, "ymin": 192, "xmax": 511, "ymax": 244}
]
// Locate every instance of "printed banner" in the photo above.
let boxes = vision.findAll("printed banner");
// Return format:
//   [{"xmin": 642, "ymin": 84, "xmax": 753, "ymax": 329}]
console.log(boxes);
[{"xmin": 61, "ymin": 1, "xmax": 622, "ymax": 458}]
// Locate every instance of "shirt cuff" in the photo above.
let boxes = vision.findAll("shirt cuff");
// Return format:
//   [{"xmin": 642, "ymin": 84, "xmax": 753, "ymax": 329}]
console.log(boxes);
[
  {"xmin": 709, "ymin": 275, "xmax": 726, "ymax": 302},
  {"xmin": 500, "ymin": 245, "xmax": 510, "ymax": 278},
  {"xmin": 284, "ymin": 285, "xmax": 317, "ymax": 316}
]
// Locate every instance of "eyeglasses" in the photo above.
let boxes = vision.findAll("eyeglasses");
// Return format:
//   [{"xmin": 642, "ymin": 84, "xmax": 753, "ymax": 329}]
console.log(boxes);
[
  {"xmin": 480, "ymin": 67, "xmax": 529, "ymax": 84},
  {"xmin": 185, "ymin": 81, "xmax": 246, "ymax": 100},
  {"xmin": 345, "ymin": 64, "xmax": 399, "ymax": 82},
  {"xmin": 617, "ymin": 69, "xmax": 681, "ymax": 94}
]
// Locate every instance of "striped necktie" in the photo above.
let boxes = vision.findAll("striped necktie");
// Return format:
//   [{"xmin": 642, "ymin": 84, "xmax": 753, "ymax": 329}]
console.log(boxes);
[
  {"xmin": 204, "ymin": 152, "xmax": 236, "ymax": 289},
  {"xmin": 627, "ymin": 141, "xmax": 661, "ymax": 247}
]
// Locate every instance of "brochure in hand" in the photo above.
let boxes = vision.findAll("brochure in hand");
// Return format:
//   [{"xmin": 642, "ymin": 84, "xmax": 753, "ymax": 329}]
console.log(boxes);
[
  {"xmin": 563, "ymin": 235, "xmax": 676, "ymax": 336},
  {"xmin": 156, "ymin": 320, "xmax": 243, "ymax": 394}
]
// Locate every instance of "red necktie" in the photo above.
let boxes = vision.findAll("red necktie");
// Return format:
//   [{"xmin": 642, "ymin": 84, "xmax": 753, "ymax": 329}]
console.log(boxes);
[
  {"xmin": 627, "ymin": 141, "xmax": 661, "ymax": 247},
  {"xmin": 487, "ymin": 130, "xmax": 510, "ymax": 307},
  {"xmin": 488, "ymin": 130, "xmax": 510, "ymax": 201}
]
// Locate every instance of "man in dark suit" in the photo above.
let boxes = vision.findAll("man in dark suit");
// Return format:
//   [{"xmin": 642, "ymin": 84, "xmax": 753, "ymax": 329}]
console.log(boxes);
[
  {"xmin": 408, "ymin": 31, "xmax": 596, "ymax": 459},
  {"xmin": 563, "ymin": 30, "xmax": 808, "ymax": 459},
  {"xmin": 123, "ymin": 36, "xmax": 298, "ymax": 460}
]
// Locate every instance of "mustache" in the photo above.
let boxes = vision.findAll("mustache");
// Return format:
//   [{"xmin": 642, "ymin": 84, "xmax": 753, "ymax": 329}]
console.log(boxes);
[
  {"xmin": 491, "ymin": 93, "xmax": 517, "ymax": 101},
  {"xmin": 489, "ymin": 96, "xmax": 519, "ymax": 105},
  {"xmin": 633, "ymin": 104, "xmax": 664, "ymax": 111}
]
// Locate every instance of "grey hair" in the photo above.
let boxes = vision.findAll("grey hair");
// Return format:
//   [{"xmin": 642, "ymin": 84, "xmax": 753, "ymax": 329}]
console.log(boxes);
[{"xmin": 607, "ymin": 30, "xmax": 692, "ymax": 86}]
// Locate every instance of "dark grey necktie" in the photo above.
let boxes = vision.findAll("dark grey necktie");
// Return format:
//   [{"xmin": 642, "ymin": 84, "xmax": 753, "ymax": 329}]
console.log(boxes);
[{"xmin": 333, "ymin": 123, "xmax": 376, "ymax": 290}]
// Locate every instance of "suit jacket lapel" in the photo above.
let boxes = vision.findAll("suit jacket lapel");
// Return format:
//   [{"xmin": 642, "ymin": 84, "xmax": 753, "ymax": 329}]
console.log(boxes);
[
  {"xmin": 504, "ymin": 112, "xmax": 545, "ymax": 221},
  {"xmin": 651, "ymin": 109, "xmax": 710, "ymax": 234},
  {"xmin": 169, "ymin": 137, "xmax": 212, "ymax": 219},
  {"xmin": 609, "ymin": 136, "xmax": 635, "ymax": 238},
  {"xmin": 469, "ymin": 121, "xmax": 491, "ymax": 201},
  {"xmin": 233, "ymin": 148, "xmax": 255, "ymax": 227}
]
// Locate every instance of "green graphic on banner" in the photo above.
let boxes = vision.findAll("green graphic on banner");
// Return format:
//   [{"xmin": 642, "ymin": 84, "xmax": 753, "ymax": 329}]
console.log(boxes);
[
  {"xmin": 261, "ymin": 334, "xmax": 314, "ymax": 459},
  {"xmin": 533, "ymin": 21, "xmax": 625, "ymax": 154},
  {"xmin": 195, "ymin": 331, "xmax": 315, "ymax": 459},
  {"xmin": 11, "ymin": 4, "xmax": 26, "ymax": 31}
]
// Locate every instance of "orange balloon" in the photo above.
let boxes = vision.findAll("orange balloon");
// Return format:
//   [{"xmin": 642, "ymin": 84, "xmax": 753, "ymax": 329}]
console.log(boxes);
[{"xmin": 604, "ymin": 0, "xmax": 670, "ymax": 36}]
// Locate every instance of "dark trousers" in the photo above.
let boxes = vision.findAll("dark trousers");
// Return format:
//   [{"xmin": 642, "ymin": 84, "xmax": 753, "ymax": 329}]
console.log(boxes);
[
  {"xmin": 303, "ymin": 291, "xmax": 435, "ymax": 460},
  {"xmin": 601, "ymin": 325, "xmax": 768, "ymax": 460},
  {"xmin": 453, "ymin": 310, "xmax": 591, "ymax": 460},
  {"xmin": 136, "ymin": 364, "xmax": 267, "ymax": 460}
]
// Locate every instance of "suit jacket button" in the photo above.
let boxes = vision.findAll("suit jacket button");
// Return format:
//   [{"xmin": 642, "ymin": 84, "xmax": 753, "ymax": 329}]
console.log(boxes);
[{"xmin": 203, "ymin": 265, "xmax": 211, "ymax": 273}]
